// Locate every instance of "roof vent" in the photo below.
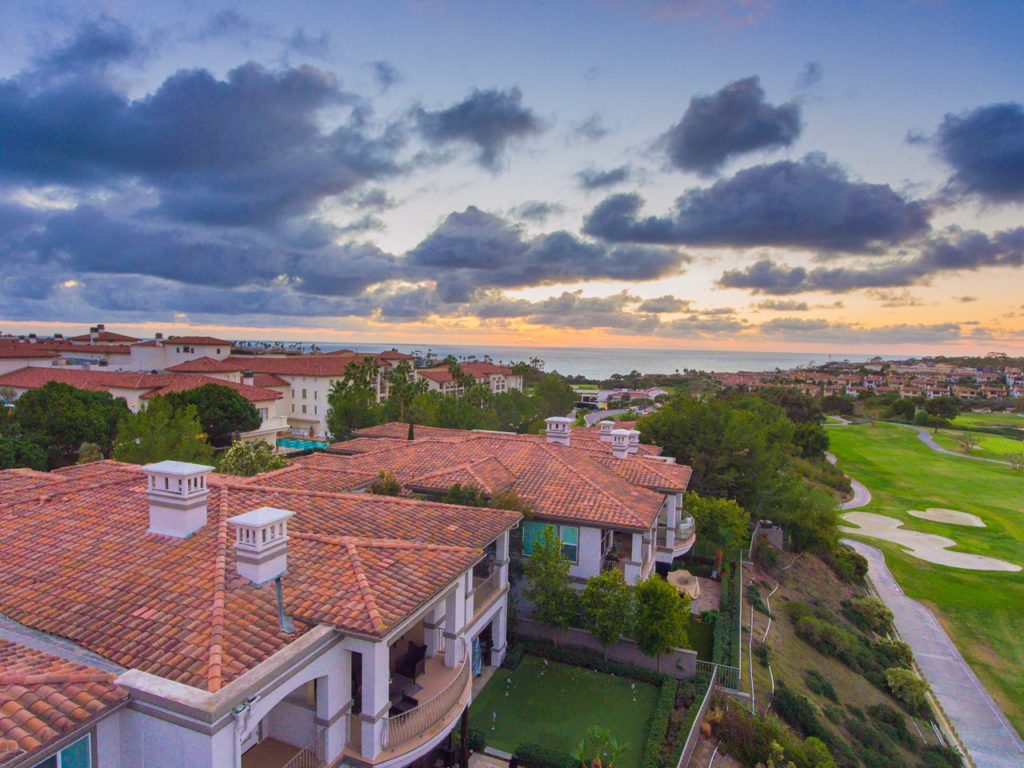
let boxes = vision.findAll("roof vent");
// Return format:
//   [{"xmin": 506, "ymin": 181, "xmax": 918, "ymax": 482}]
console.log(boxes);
[
  {"xmin": 228, "ymin": 507, "xmax": 295, "ymax": 587},
  {"xmin": 545, "ymin": 416, "xmax": 573, "ymax": 446},
  {"xmin": 597, "ymin": 420, "xmax": 615, "ymax": 442},
  {"xmin": 143, "ymin": 461, "xmax": 213, "ymax": 538},
  {"xmin": 627, "ymin": 429, "xmax": 641, "ymax": 454},
  {"xmin": 610, "ymin": 428, "xmax": 631, "ymax": 459}
]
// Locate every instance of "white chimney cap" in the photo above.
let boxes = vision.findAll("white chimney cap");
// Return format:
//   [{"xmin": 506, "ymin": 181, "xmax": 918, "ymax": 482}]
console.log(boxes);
[
  {"xmin": 228, "ymin": 506, "xmax": 295, "ymax": 529},
  {"xmin": 545, "ymin": 416, "xmax": 573, "ymax": 424},
  {"xmin": 598, "ymin": 420, "xmax": 614, "ymax": 428},
  {"xmin": 610, "ymin": 428, "xmax": 631, "ymax": 436},
  {"xmin": 144, "ymin": 460, "xmax": 215, "ymax": 475}
]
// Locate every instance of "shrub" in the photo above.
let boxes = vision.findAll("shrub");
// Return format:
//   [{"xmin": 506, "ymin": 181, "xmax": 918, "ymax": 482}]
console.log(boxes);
[
  {"xmin": 921, "ymin": 745, "xmax": 964, "ymax": 768},
  {"xmin": 804, "ymin": 669, "xmax": 838, "ymax": 703},
  {"xmin": 873, "ymin": 639, "xmax": 913, "ymax": 670},
  {"xmin": 784, "ymin": 600, "xmax": 813, "ymax": 624},
  {"xmin": 772, "ymin": 683, "xmax": 827, "ymax": 741},
  {"xmin": 822, "ymin": 705, "xmax": 843, "ymax": 724},
  {"xmin": 515, "ymin": 637, "xmax": 667, "ymax": 685},
  {"xmin": 713, "ymin": 564, "xmax": 739, "ymax": 666},
  {"xmin": 746, "ymin": 584, "xmax": 770, "ymax": 615},
  {"xmin": 867, "ymin": 703, "xmax": 917, "ymax": 750},
  {"xmin": 755, "ymin": 643, "xmax": 770, "ymax": 668},
  {"xmin": 753, "ymin": 538, "xmax": 781, "ymax": 569},
  {"xmin": 885, "ymin": 668, "xmax": 931, "ymax": 716},
  {"xmin": 842, "ymin": 597, "xmax": 894, "ymax": 635},
  {"xmin": 514, "ymin": 743, "xmax": 576, "ymax": 768},
  {"xmin": 454, "ymin": 726, "xmax": 487, "ymax": 753},
  {"xmin": 369, "ymin": 470, "xmax": 402, "ymax": 496},
  {"xmin": 503, "ymin": 644, "xmax": 524, "ymax": 670},
  {"xmin": 641, "ymin": 678, "xmax": 678, "ymax": 768},
  {"xmin": 826, "ymin": 545, "xmax": 868, "ymax": 585}
]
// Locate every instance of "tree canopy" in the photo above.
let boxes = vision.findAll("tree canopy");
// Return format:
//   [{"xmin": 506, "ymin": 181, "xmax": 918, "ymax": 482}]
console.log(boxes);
[
  {"xmin": 217, "ymin": 440, "xmax": 287, "ymax": 476},
  {"xmin": 326, "ymin": 357, "xmax": 381, "ymax": 439},
  {"xmin": 524, "ymin": 526, "xmax": 575, "ymax": 641},
  {"xmin": 632, "ymin": 575, "xmax": 689, "ymax": 668},
  {"xmin": 581, "ymin": 569, "xmax": 633, "ymax": 656},
  {"xmin": 164, "ymin": 384, "xmax": 261, "ymax": 447},
  {"xmin": 113, "ymin": 398, "xmax": 214, "ymax": 465},
  {"xmin": 685, "ymin": 491, "xmax": 751, "ymax": 552}
]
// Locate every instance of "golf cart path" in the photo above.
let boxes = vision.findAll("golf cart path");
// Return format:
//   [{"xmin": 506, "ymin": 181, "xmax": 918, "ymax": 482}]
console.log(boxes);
[
  {"xmin": 890, "ymin": 423, "xmax": 1011, "ymax": 466},
  {"xmin": 842, "ymin": 539, "xmax": 1024, "ymax": 768},
  {"xmin": 826, "ymin": 451, "xmax": 872, "ymax": 510}
]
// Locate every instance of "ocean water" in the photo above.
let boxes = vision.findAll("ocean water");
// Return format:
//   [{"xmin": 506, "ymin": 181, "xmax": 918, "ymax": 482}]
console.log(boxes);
[{"xmin": 237, "ymin": 340, "xmax": 887, "ymax": 380}]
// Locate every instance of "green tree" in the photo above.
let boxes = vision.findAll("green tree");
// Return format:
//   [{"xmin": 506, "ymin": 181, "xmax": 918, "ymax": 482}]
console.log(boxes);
[
  {"xmin": 0, "ymin": 435, "xmax": 47, "ymax": 471},
  {"xmin": 533, "ymin": 373, "xmax": 576, "ymax": 418},
  {"xmin": 524, "ymin": 526, "xmax": 575, "ymax": 644},
  {"xmin": 793, "ymin": 422, "xmax": 829, "ymax": 459},
  {"xmin": 685, "ymin": 492, "xmax": 751, "ymax": 552},
  {"xmin": 10, "ymin": 382, "xmax": 129, "ymax": 468},
  {"xmin": 217, "ymin": 440, "xmax": 287, "ymax": 476},
  {"xmin": 368, "ymin": 470, "xmax": 402, "ymax": 496},
  {"xmin": 113, "ymin": 399, "xmax": 214, "ymax": 465},
  {"xmin": 76, "ymin": 442, "xmax": 103, "ymax": 464},
  {"xmin": 632, "ymin": 575, "xmax": 689, "ymax": 670},
  {"xmin": 439, "ymin": 482, "xmax": 489, "ymax": 507},
  {"xmin": 580, "ymin": 569, "xmax": 632, "ymax": 658},
  {"xmin": 164, "ymin": 384, "xmax": 261, "ymax": 447},
  {"xmin": 885, "ymin": 668, "xmax": 931, "ymax": 715},
  {"xmin": 384, "ymin": 360, "xmax": 428, "ymax": 423},
  {"xmin": 326, "ymin": 357, "xmax": 382, "ymax": 439}
]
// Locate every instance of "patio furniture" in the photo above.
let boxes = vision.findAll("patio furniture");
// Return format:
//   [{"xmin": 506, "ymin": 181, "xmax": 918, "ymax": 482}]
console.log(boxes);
[{"xmin": 667, "ymin": 569, "xmax": 701, "ymax": 600}]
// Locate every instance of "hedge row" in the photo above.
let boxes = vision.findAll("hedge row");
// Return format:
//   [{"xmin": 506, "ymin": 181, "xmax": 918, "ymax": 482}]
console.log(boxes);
[
  {"xmin": 641, "ymin": 677, "xmax": 678, "ymax": 768},
  {"xmin": 513, "ymin": 637, "xmax": 668, "ymax": 685},
  {"xmin": 663, "ymin": 678, "xmax": 712, "ymax": 768},
  {"xmin": 713, "ymin": 564, "xmax": 739, "ymax": 666},
  {"xmin": 514, "ymin": 743, "xmax": 576, "ymax": 768}
]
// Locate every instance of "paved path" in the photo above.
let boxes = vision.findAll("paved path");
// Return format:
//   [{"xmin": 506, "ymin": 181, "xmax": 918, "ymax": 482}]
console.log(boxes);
[
  {"xmin": 890, "ymin": 423, "xmax": 1011, "ymax": 466},
  {"xmin": 842, "ymin": 539, "xmax": 1024, "ymax": 768},
  {"xmin": 583, "ymin": 408, "xmax": 629, "ymax": 426},
  {"xmin": 826, "ymin": 452, "xmax": 872, "ymax": 510}
]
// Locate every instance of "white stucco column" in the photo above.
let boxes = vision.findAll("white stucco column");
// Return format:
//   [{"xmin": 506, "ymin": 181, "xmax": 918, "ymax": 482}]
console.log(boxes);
[
  {"xmin": 463, "ymin": 570, "xmax": 475, "ymax": 624},
  {"xmin": 360, "ymin": 642, "xmax": 390, "ymax": 761},
  {"xmin": 489, "ymin": 602, "xmax": 508, "ymax": 667},
  {"xmin": 424, "ymin": 602, "xmax": 445, "ymax": 658},
  {"xmin": 318, "ymin": 649, "xmax": 352, "ymax": 763},
  {"xmin": 444, "ymin": 582, "xmax": 466, "ymax": 668},
  {"xmin": 495, "ymin": 531, "xmax": 510, "ymax": 589}
]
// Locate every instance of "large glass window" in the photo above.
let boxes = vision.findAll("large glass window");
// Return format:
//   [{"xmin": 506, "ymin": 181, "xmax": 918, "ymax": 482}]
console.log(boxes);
[
  {"xmin": 522, "ymin": 521, "xmax": 579, "ymax": 563},
  {"xmin": 32, "ymin": 735, "xmax": 91, "ymax": 768}
]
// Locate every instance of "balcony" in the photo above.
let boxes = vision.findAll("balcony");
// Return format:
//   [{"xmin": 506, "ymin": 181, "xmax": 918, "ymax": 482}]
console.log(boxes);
[
  {"xmin": 345, "ymin": 643, "xmax": 471, "ymax": 765},
  {"xmin": 656, "ymin": 517, "xmax": 697, "ymax": 562},
  {"xmin": 471, "ymin": 569, "xmax": 503, "ymax": 623}
]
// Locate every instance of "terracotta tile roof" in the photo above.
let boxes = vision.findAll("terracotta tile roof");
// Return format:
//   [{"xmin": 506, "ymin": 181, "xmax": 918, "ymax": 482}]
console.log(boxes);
[
  {"xmin": 405, "ymin": 457, "xmax": 517, "ymax": 496},
  {"xmin": 0, "ymin": 368, "xmax": 281, "ymax": 403},
  {"xmin": 252, "ymin": 373, "xmax": 289, "ymax": 388},
  {"xmin": 67, "ymin": 331, "xmax": 139, "ymax": 343},
  {"xmin": 0, "ymin": 462, "xmax": 519, "ymax": 691},
  {"xmin": 0, "ymin": 345, "xmax": 57, "ymax": 360},
  {"xmin": 416, "ymin": 362, "xmax": 515, "ymax": 385},
  {"xmin": 165, "ymin": 357, "xmax": 244, "ymax": 373},
  {"xmin": 3, "ymin": 341, "xmax": 133, "ymax": 356},
  {"xmin": 591, "ymin": 455, "xmax": 692, "ymax": 493},
  {"xmin": 136, "ymin": 336, "xmax": 231, "ymax": 346},
  {"xmin": 0, "ymin": 468, "xmax": 69, "ymax": 496},
  {"xmin": 227, "ymin": 354, "xmax": 365, "ymax": 378},
  {"xmin": 322, "ymin": 435, "xmax": 665, "ymax": 530},
  {"xmin": 0, "ymin": 639, "xmax": 127, "ymax": 763}
]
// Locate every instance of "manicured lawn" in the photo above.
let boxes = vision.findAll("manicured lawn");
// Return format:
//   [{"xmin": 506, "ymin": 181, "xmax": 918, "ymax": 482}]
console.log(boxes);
[
  {"xmin": 931, "ymin": 427, "xmax": 1024, "ymax": 461},
  {"xmin": 688, "ymin": 618, "xmax": 714, "ymax": 661},
  {"xmin": 468, "ymin": 656, "xmax": 659, "ymax": 767},
  {"xmin": 828, "ymin": 422, "xmax": 1024, "ymax": 736},
  {"xmin": 951, "ymin": 411, "xmax": 1024, "ymax": 430}
]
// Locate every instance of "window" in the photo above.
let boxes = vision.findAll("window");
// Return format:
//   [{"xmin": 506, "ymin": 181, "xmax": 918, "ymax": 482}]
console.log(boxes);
[
  {"xmin": 522, "ymin": 521, "xmax": 579, "ymax": 564},
  {"xmin": 258, "ymin": 408, "xmax": 268, "ymax": 420},
  {"xmin": 302, "ymin": 405, "xmax": 307, "ymax": 414},
  {"xmin": 314, "ymin": 406, "xmax": 318, "ymax": 415},
  {"xmin": 302, "ymin": 388, "xmax": 307, "ymax": 399},
  {"xmin": 291, "ymin": 404, "xmax": 295, "ymax": 413},
  {"xmin": 33, "ymin": 734, "xmax": 91, "ymax": 767},
  {"xmin": 314, "ymin": 390, "xmax": 318, "ymax": 400}
]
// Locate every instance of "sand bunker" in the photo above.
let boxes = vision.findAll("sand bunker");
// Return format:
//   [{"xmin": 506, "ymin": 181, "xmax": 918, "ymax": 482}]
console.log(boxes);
[
  {"xmin": 841, "ymin": 512, "xmax": 1019, "ymax": 572},
  {"xmin": 908, "ymin": 508, "xmax": 986, "ymax": 527}
]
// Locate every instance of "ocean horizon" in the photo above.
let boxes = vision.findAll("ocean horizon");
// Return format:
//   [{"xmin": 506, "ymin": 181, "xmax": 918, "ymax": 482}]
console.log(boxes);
[{"xmin": 235, "ymin": 340, "xmax": 893, "ymax": 380}]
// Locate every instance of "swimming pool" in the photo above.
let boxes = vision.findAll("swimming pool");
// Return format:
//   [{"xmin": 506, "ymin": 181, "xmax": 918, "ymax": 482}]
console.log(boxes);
[{"xmin": 276, "ymin": 437, "xmax": 329, "ymax": 451}]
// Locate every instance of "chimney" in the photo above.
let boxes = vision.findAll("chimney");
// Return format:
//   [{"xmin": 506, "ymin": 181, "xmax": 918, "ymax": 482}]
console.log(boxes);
[
  {"xmin": 610, "ymin": 429, "xmax": 630, "ymax": 459},
  {"xmin": 627, "ymin": 429, "xmax": 641, "ymax": 455},
  {"xmin": 242, "ymin": 370, "xmax": 254, "ymax": 387},
  {"xmin": 143, "ymin": 461, "xmax": 213, "ymax": 538},
  {"xmin": 597, "ymin": 420, "xmax": 615, "ymax": 442},
  {"xmin": 228, "ymin": 507, "xmax": 295, "ymax": 587},
  {"xmin": 545, "ymin": 416, "xmax": 573, "ymax": 446}
]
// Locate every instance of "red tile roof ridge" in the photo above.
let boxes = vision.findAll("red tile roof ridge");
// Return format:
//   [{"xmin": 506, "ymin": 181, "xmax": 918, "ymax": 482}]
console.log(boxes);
[
  {"xmin": 206, "ymin": 487, "xmax": 229, "ymax": 693},
  {"xmin": 343, "ymin": 541, "xmax": 386, "ymax": 634},
  {"xmin": 538, "ymin": 442, "xmax": 649, "ymax": 528},
  {"xmin": 291, "ymin": 531, "xmax": 481, "ymax": 553},
  {"xmin": 0, "ymin": 467, "xmax": 140, "ymax": 513},
  {"xmin": 0, "ymin": 670, "xmax": 114, "ymax": 686},
  {"xmin": 404, "ymin": 455, "xmax": 517, "ymax": 486}
]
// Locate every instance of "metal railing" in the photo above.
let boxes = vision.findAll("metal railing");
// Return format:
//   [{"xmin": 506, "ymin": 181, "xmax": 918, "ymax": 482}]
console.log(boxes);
[
  {"xmin": 281, "ymin": 728, "xmax": 326, "ymax": 768},
  {"xmin": 472, "ymin": 570, "xmax": 503, "ymax": 618},
  {"xmin": 380, "ymin": 641, "xmax": 470, "ymax": 752},
  {"xmin": 695, "ymin": 660, "xmax": 740, "ymax": 691},
  {"xmin": 677, "ymin": 667, "xmax": 717, "ymax": 768}
]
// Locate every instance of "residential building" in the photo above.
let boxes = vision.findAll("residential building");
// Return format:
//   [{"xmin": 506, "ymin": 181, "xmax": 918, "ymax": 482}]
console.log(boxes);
[
  {"xmin": 415, "ymin": 362, "xmax": 522, "ymax": 397},
  {"xmin": 0, "ymin": 367, "xmax": 288, "ymax": 444},
  {"xmin": 130, "ymin": 335, "xmax": 233, "ymax": 371},
  {"xmin": 0, "ymin": 458, "xmax": 519, "ymax": 768},
  {"xmin": 324, "ymin": 417, "xmax": 695, "ymax": 584}
]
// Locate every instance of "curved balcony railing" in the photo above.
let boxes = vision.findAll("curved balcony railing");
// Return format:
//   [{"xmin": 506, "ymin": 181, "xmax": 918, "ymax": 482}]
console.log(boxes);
[{"xmin": 380, "ymin": 640, "xmax": 469, "ymax": 753}]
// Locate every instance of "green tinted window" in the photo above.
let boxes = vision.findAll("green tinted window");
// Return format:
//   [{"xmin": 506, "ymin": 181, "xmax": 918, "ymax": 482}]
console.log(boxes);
[
  {"xmin": 60, "ymin": 737, "xmax": 91, "ymax": 768},
  {"xmin": 559, "ymin": 526, "xmax": 579, "ymax": 563},
  {"xmin": 522, "ymin": 521, "xmax": 554, "ymax": 555}
]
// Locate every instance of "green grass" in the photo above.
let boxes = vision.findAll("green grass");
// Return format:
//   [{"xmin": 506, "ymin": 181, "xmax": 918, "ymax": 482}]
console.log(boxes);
[
  {"xmin": 930, "ymin": 427, "xmax": 1024, "ymax": 461},
  {"xmin": 468, "ymin": 656, "xmax": 659, "ymax": 767},
  {"xmin": 828, "ymin": 422, "xmax": 1024, "ymax": 735},
  {"xmin": 951, "ymin": 411, "xmax": 1024, "ymax": 430},
  {"xmin": 688, "ymin": 617, "xmax": 714, "ymax": 661}
]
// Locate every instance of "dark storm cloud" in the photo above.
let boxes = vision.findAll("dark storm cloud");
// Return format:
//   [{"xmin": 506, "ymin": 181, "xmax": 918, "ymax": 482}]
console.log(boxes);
[
  {"xmin": 372, "ymin": 61, "xmax": 401, "ymax": 92},
  {"xmin": 406, "ymin": 206, "xmax": 689, "ymax": 301},
  {"xmin": 636, "ymin": 295, "xmax": 691, "ymax": 313},
  {"xmin": 413, "ymin": 88, "xmax": 544, "ymax": 170},
  {"xmin": 660, "ymin": 76, "xmax": 801, "ymax": 176},
  {"xmin": 510, "ymin": 200, "xmax": 566, "ymax": 222},
  {"xmin": 576, "ymin": 165, "xmax": 632, "ymax": 190},
  {"xmin": 569, "ymin": 113, "xmax": 610, "ymax": 143},
  {"xmin": 584, "ymin": 154, "xmax": 931, "ymax": 252},
  {"xmin": 934, "ymin": 102, "xmax": 1024, "ymax": 202},
  {"xmin": 794, "ymin": 62, "xmax": 822, "ymax": 91},
  {"xmin": 32, "ymin": 16, "xmax": 145, "ymax": 78},
  {"xmin": 758, "ymin": 318, "xmax": 962, "ymax": 345},
  {"xmin": 286, "ymin": 28, "xmax": 331, "ymax": 59},
  {"xmin": 0, "ymin": 61, "xmax": 403, "ymax": 226},
  {"xmin": 717, "ymin": 227, "xmax": 1024, "ymax": 295}
]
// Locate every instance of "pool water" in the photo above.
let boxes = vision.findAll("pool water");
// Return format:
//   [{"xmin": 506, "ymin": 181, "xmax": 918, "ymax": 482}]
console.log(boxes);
[{"xmin": 276, "ymin": 438, "xmax": 329, "ymax": 451}]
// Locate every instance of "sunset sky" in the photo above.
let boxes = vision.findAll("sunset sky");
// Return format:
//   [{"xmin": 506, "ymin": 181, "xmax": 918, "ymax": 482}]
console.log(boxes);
[{"xmin": 1, "ymin": 0, "xmax": 1022, "ymax": 353}]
